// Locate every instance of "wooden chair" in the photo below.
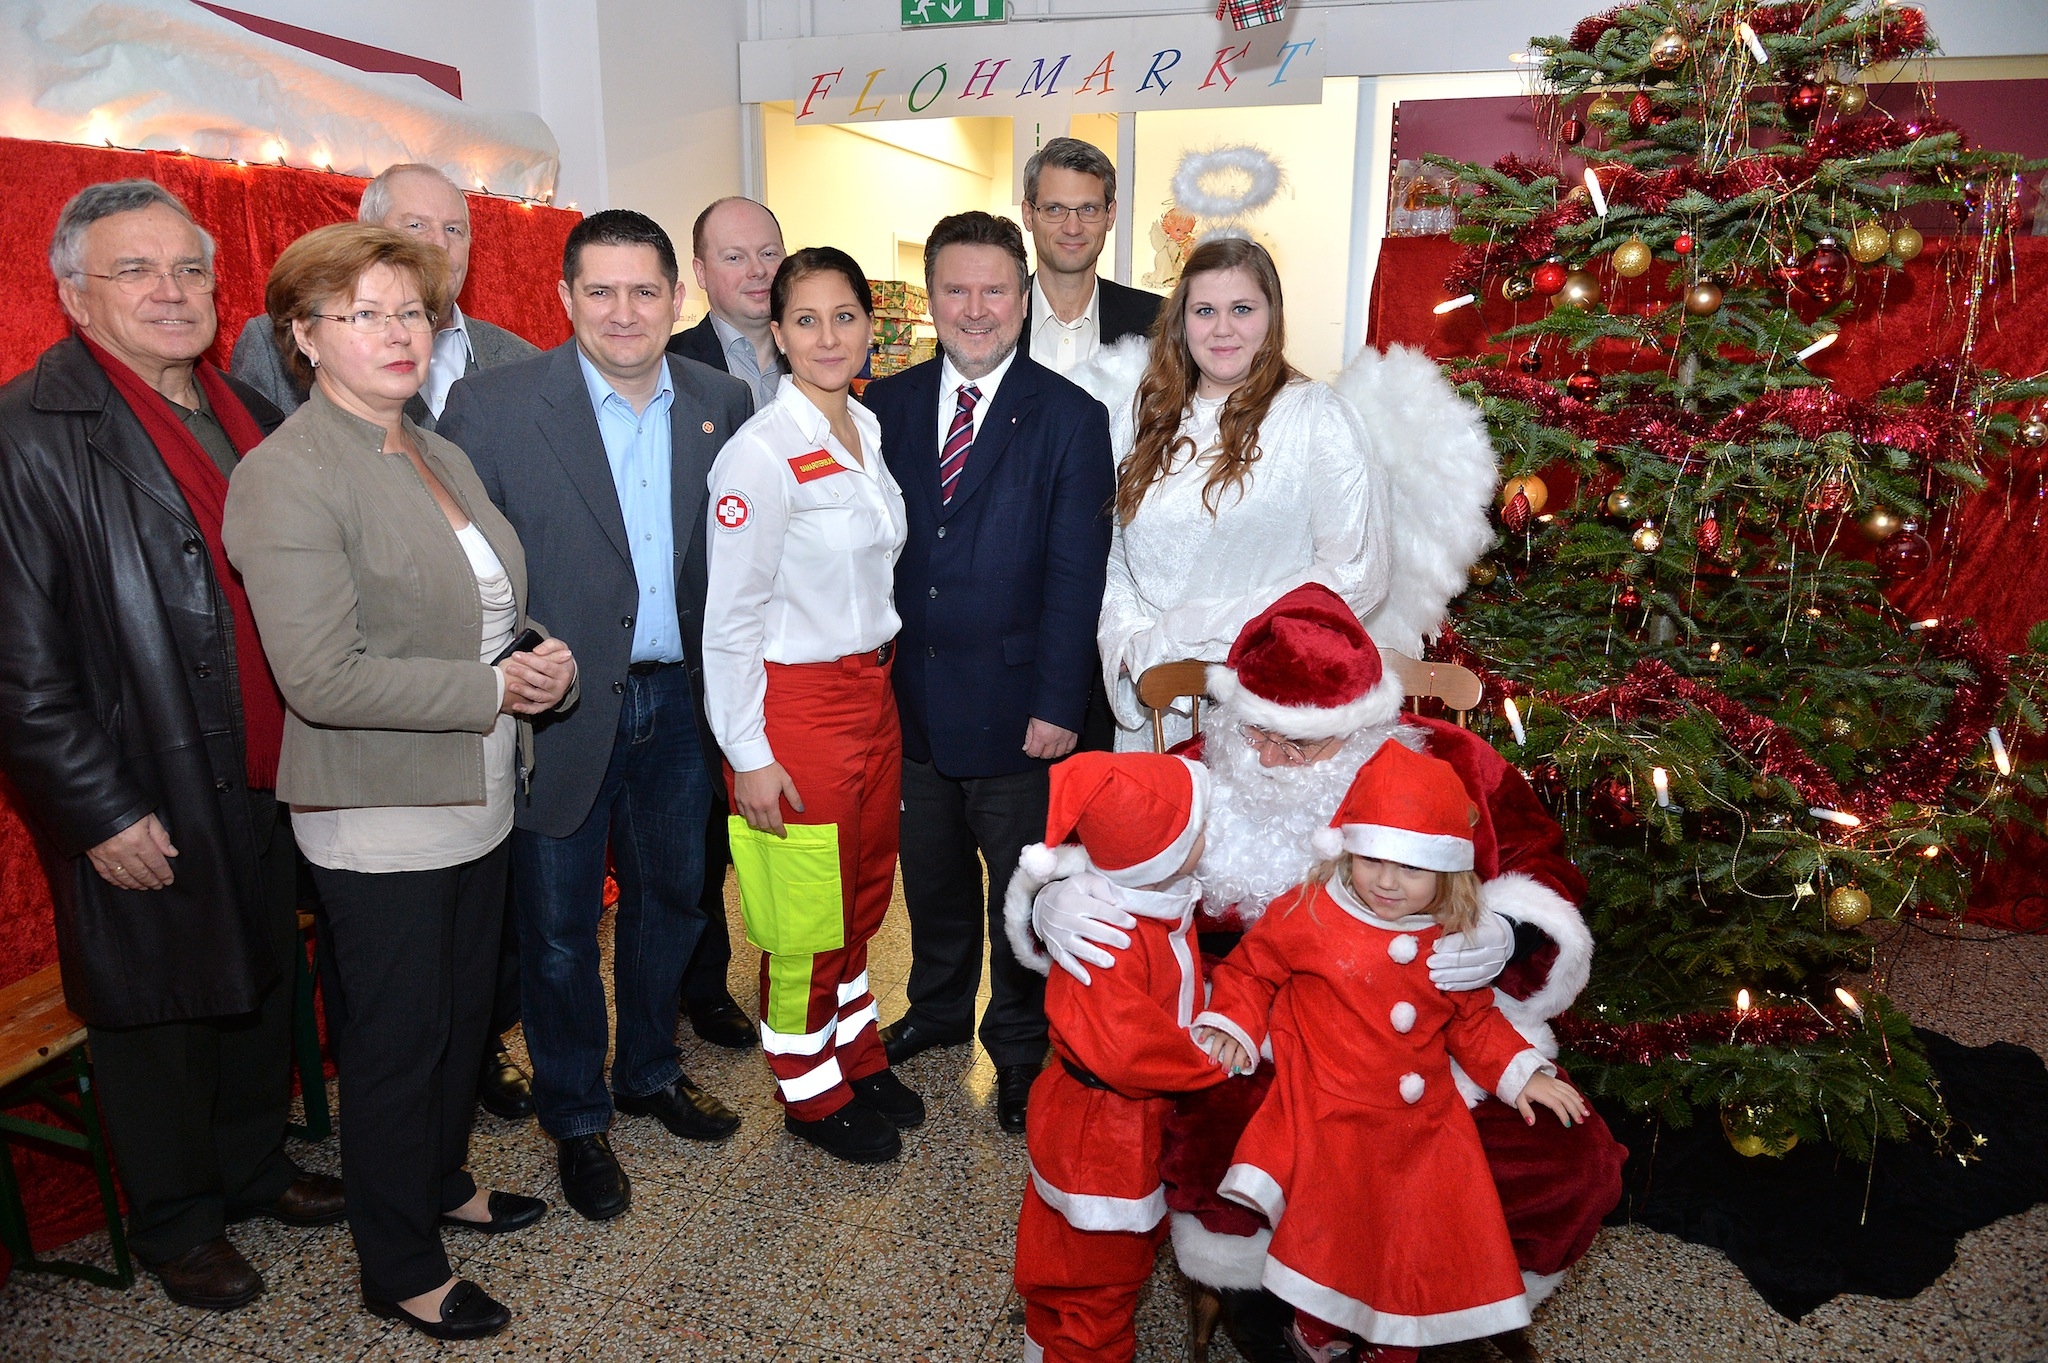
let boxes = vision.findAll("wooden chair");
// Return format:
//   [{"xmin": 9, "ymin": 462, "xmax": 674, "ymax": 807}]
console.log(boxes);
[
  {"xmin": 0, "ymin": 965, "xmax": 133, "ymax": 1288},
  {"xmin": 1135, "ymin": 649, "xmax": 1485, "ymax": 753}
]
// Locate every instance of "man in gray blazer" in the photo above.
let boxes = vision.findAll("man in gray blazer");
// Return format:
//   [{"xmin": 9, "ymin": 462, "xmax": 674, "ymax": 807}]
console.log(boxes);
[
  {"xmin": 438, "ymin": 211, "xmax": 753, "ymax": 1222},
  {"xmin": 229, "ymin": 163, "xmax": 537, "ymax": 432},
  {"xmin": 232, "ymin": 161, "xmax": 541, "ymax": 1121}
]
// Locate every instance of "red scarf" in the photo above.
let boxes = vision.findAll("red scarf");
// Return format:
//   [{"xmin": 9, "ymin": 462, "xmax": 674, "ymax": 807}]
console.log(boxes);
[{"xmin": 80, "ymin": 333, "xmax": 285, "ymax": 791}]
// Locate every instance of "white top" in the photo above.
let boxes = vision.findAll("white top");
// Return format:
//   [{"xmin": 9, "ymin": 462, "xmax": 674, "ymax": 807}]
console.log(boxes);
[
  {"xmin": 293, "ymin": 520, "xmax": 517, "ymax": 871},
  {"xmin": 1029, "ymin": 274, "xmax": 1100, "ymax": 377},
  {"xmin": 703, "ymin": 377, "xmax": 907, "ymax": 773},
  {"xmin": 422, "ymin": 304, "xmax": 474, "ymax": 420},
  {"xmin": 936, "ymin": 346, "xmax": 1017, "ymax": 449},
  {"xmin": 1099, "ymin": 378, "xmax": 1393, "ymax": 751}
]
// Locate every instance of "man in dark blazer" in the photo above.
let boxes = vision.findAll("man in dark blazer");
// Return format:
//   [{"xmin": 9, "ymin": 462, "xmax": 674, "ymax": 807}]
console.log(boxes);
[
  {"xmin": 864, "ymin": 211, "xmax": 1115, "ymax": 1133},
  {"xmin": 0, "ymin": 180, "xmax": 343, "ymax": 1311},
  {"xmin": 439, "ymin": 210, "xmax": 753, "ymax": 1222}
]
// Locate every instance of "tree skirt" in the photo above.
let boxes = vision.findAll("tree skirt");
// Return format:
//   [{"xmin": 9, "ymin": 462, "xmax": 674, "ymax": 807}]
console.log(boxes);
[{"xmin": 1597, "ymin": 1029, "xmax": 2048, "ymax": 1319}]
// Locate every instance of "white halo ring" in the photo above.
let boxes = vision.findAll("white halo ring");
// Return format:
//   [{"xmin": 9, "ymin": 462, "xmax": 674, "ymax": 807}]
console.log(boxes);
[{"xmin": 1171, "ymin": 146, "xmax": 1284, "ymax": 219}]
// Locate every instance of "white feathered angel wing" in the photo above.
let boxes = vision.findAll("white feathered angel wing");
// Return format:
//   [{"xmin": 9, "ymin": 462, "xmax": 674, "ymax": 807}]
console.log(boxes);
[
  {"xmin": 1334, "ymin": 345, "xmax": 1499, "ymax": 656},
  {"xmin": 1067, "ymin": 335, "xmax": 1152, "ymax": 460}
]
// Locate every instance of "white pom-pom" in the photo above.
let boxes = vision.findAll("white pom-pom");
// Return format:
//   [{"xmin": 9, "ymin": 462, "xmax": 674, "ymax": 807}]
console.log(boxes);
[
  {"xmin": 1400, "ymin": 1072, "xmax": 1425, "ymax": 1104},
  {"xmin": 1019, "ymin": 844, "xmax": 1058, "ymax": 880},
  {"xmin": 1310, "ymin": 827, "xmax": 1344, "ymax": 861},
  {"xmin": 1389, "ymin": 1001, "xmax": 1416, "ymax": 1034},
  {"xmin": 1388, "ymin": 934, "xmax": 1419, "ymax": 964}
]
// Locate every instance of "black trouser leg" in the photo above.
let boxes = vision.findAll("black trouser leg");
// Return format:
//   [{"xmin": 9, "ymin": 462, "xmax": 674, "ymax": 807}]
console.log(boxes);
[
  {"xmin": 680, "ymin": 795, "xmax": 737, "ymax": 1008},
  {"xmin": 1078, "ymin": 668, "xmax": 1118, "ymax": 754},
  {"xmin": 897, "ymin": 757, "xmax": 984, "ymax": 1040},
  {"xmin": 961, "ymin": 768, "xmax": 1051, "ymax": 1067},
  {"xmin": 90, "ymin": 792, "xmax": 300, "ymax": 1264},
  {"xmin": 312, "ymin": 844, "xmax": 505, "ymax": 1302},
  {"xmin": 487, "ymin": 874, "xmax": 522, "ymax": 1044}
]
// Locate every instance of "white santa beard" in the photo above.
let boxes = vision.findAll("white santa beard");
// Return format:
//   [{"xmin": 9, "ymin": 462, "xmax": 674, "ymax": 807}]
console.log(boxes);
[{"xmin": 1196, "ymin": 700, "xmax": 1423, "ymax": 922}]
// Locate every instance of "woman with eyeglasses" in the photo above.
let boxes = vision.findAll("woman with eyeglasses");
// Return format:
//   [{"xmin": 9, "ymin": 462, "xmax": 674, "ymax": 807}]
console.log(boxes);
[
  {"xmin": 1098, "ymin": 237, "xmax": 1392, "ymax": 751},
  {"xmin": 223, "ymin": 223, "xmax": 576, "ymax": 1341}
]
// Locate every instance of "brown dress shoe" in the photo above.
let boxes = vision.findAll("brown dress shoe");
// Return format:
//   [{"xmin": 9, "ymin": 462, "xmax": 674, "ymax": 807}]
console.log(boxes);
[
  {"xmin": 148, "ymin": 1236, "xmax": 263, "ymax": 1310},
  {"xmin": 229, "ymin": 1172, "xmax": 348, "ymax": 1227}
]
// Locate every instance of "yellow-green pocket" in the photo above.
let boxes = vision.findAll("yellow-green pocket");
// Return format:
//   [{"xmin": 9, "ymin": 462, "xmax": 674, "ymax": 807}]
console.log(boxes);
[{"xmin": 726, "ymin": 817, "xmax": 846, "ymax": 956}]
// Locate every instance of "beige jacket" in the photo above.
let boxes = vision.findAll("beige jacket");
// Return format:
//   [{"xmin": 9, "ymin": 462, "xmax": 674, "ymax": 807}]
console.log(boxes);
[{"xmin": 224, "ymin": 388, "xmax": 571, "ymax": 809}]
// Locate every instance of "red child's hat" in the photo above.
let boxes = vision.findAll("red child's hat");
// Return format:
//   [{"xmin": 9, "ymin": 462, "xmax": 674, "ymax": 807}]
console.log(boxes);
[
  {"xmin": 1310, "ymin": 740, "xmax": 1477, "ymax": 872},
  {"xmin": 1017, "ymin": 752, "xmax": 1210, "ymax": 889}
]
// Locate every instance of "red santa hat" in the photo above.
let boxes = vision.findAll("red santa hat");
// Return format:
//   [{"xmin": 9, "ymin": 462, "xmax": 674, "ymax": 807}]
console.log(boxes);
[
  {"xmin": 1017, "ymin": 752, "xmax": 1210, "ymax": 889},
  {"xmin": 1309, "ymin": 740, "xmax": 1477, "ymax": 872},
  {"xmin": 1206, "ymin": 584, "xmax": 1406, "ymax": 741}
]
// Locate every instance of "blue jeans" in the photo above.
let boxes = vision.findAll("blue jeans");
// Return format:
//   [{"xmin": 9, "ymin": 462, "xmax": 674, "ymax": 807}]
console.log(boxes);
[{"xmin": 512, "ymin": 663, "xmax": 712, "ymax": 1139}]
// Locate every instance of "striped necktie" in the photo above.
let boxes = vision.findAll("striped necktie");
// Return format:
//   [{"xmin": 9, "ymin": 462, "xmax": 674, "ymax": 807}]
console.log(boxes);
[{"xmin": 940, "ymin": 383, "xmax": 980, "ymax": 505}]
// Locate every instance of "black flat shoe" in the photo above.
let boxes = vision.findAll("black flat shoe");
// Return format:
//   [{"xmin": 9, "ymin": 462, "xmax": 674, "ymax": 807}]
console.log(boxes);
[
  {"xmin": 849, "ymin": 1068, "xmax": 926, "ymax": 1129},
  {"xmin": 440, "ymin": 1190, "xmax": 547, "ymax": 1235},
  {"xmin": 477, "ymin": 1047, "xmax": 535, "ymax": 1120},
  {"xmin": 364, "ymin": 1279, "xmax": 511, "ymax": 1341},
  {"xmin": 784, "ymin": 1101, "xmax": 901, "ymax": 1164},
  {"xmin": 996, "ymin": 1062, "xmax": 1038, "ymax": 1135},
  {"xmin": 687, "ymin": 995, "xmax": 760, "ymax": 1050},
  {"xmin": 557, "ymin": 1132, "xmax": 631, "ymax": 1221},
  {"xmin": 878, "ymin": 1016, "xmax": 970, "ymax": 1067},
  {"xmin": 616, "ymin": 1075, "xmax": 741, "ymax": 1141}
]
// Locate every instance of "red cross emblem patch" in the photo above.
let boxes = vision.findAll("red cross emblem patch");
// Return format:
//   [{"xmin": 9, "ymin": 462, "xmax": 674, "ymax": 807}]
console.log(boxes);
[{"xmin": 714, "ymin": 492, "xmax": 751, "ymax": 531}]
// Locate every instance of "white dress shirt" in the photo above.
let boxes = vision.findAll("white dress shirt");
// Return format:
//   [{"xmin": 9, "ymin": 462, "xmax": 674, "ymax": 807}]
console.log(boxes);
[
  {"xmin": 703, "ymin": 377, "xmax": 907, "ymax": 773},
  {"xmin": 936, "ymin": 345, "xmax": 1018, "ymax": 451},
  {"xmin": 1028, "ymin": 274, "xmax": 1100, "ymax": 376},
  {"xmin": 423, "ymin": 304, "xmax": 475, "ymax": 419}
]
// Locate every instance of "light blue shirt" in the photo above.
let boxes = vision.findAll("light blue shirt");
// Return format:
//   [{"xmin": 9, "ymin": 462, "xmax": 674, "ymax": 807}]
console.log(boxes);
[{"xmin": 577, "ymin": 349, "xmax": 682, "ymax": 664}]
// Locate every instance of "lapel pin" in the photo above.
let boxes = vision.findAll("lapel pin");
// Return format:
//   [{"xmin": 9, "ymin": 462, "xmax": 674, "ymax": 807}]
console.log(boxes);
[{"xmin": 701, "ymin": 421, "xmax": 715, "ymax": 433}]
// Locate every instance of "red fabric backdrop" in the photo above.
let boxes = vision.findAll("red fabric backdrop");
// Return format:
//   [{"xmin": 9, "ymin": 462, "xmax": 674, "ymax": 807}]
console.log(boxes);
[
  {"xmin": 0, "ymin": 138, "xmax": 578, "ymax": 1281},
  {"xmin": 1366, "ymin": 234, "xmax": 2048, "ymax": 932}
]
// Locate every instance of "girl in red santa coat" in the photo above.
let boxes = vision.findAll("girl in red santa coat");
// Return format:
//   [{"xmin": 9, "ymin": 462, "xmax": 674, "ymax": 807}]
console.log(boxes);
[
  {"xmin": 1005, "ymin": 751, "xmax": 1233, "ymax": 1363},
  {"xmin": 1193, "ymin": 741, "xmax": 1588, "ymax": 1363}
]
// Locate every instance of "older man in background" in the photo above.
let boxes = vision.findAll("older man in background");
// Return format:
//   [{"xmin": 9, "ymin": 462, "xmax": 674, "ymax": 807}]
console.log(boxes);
[
  {"xmin": 0, "ymin": 180, "xmax": 344, "ymax": 1311},
  {"xmin": 229, "ymin": 160, "xmax": 541, "ymax": 1120}
]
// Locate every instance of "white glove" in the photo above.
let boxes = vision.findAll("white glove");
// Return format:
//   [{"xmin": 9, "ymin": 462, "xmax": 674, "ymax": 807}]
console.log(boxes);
[
  {"xmin": 1031, "ymin": 871, "xmax": 1136, "ymax": 985},
  {"xmin": 1428, "ymin": 909, "xmax": 1514, "ymax": 991}
]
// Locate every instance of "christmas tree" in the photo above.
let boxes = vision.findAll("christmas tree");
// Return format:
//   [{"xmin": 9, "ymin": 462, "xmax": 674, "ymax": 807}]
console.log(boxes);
[{"xmin": 1427, "ymin": 0, "xmax": 2048, "ymax": 1158}]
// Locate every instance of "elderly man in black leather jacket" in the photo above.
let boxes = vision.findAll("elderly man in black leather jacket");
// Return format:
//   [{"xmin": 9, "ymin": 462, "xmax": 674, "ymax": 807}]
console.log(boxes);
[{"xmin": 0, "ymin": 180, "xmax": 344, "ymax": 1311}]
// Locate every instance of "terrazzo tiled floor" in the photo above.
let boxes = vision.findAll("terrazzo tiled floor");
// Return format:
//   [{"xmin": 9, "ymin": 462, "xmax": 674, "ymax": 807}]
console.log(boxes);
[{"xmin": 3, "ymin": 883, "xmax": 2044, "ymax": 1363}]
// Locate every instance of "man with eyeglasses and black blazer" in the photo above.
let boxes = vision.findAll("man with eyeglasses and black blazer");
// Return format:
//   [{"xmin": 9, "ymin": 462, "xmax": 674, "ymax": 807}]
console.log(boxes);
[{"xmin": 1019, "ymin": 137, "xmax": 1162, "ymax": 378}]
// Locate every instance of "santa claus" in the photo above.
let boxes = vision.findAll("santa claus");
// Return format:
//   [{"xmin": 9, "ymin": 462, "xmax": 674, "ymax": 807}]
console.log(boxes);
[{"xmin": 1009, "ymin": 584, "xmax": 1625, "ymax": 1362}]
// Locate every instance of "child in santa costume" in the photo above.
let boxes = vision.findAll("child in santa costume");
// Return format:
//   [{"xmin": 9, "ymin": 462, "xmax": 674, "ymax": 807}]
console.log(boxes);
[
  {"xmin": 1005, "ymin": 751, "xmax": 1233, "ymax": 1363},
  {"xmin": 1193, "ymin": 741, "xmax": 1589, "ymax": 1363}
]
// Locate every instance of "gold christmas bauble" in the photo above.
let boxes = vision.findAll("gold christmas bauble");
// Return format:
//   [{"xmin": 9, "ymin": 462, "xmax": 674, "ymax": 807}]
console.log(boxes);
[
  {"xmin": 1558, "ymin": 270, "xmax": 1603, "ymax": 309},
  {"xmin": 1604, "ymin": 489, "xmax": 1636, "ymax": 517},
  {"xmin": 1631, "ymin": 524, "xmax": 1664, "ymax": 553},
  {"xmin": 1500, "ymin": 474, "xmax": 1550, "ymax": 516},
  {"xmin": 1588, "ymin": 93, "xmax": 1622, "ymax": 122},
  {"xmin": 1721, "ymin": 1105, "xmax": 1799, "ymax": 1158},
  {"xmin": 1827, "ymin": 885, "xmax": 1873, "ymax": 927},
  {"xmin": 1891, "ymin": 226, "xmax": 1925, "ymax": 262},
  {"xmin": 1648, "ymin": 26, "xmax": 1689, "ymax": 70},
  {"xmin": 1849, "ymin": 221, "xmax": 1892, "ymax": 263},
  {"xmin": 1612, "ymin": 238, "xmax": 1654, "ymax": 278},
  {"xmin": 1860, "ymin": 508, "xmax": 1903, "ymax": 540},
  {"xmin": 1468, "ymin": 560, "xmax": 1499, "ymax": 587},
  {"xmin": 1684, "ymin": 280, "xmax": 1724, "ymax": 316},
  {"xmin": 1829, "ymin": 81, "xmax": 1869, "ymax": 116},
  {"xmin": 1501, "ymin": 274, "xmax": 1534, "ymax": 302},
  {"xmin": 2019, "ymin": 415, "xmax": 2048, "ymax": 449}
]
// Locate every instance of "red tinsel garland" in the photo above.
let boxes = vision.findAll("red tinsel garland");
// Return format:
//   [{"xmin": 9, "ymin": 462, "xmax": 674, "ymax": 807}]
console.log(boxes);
[
  {"xmin": 1432, "ymin": 624, "xmax": 2011, "ymax": 822},
  {"xmin": 1552, "ymin": 1003, "xmax": 1838, "ymax": 1065}
]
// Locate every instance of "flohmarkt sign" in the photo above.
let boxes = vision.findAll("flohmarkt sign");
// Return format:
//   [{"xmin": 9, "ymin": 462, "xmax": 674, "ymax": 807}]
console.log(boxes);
[
  {"xmin": 903, "ymin": 0, "xmax": 1005, "ymax": 28},
  {"xmin": 740, "ymin": 11, "xmax": 1326, "ymax": 126}
]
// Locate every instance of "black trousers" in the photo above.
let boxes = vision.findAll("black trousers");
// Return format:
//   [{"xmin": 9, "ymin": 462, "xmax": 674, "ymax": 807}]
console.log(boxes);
[
  {"xmin": 310, "ymin": 843, "xmax": 505, "ymax": 1302},
  {"xmin": 88, "ymin": 791, "xmax": 300, "ymax": 1265},
  {"xmin": 897, "ymin": 758, "xmax": 1050, "ymax": 1068},
  {"xmin": 488, "ymin": 877, "xmax": 522, "ymax": 1043},
  {"xmin": 680, "ymin": 793, "xmax": 737, "ymax": 1006}
]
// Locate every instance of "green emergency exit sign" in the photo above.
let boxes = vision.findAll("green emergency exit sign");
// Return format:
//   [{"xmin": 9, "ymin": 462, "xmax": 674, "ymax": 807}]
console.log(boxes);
[{"xmin": 902, "ymin": 0, "xmax": 1006, "ymax": 27}]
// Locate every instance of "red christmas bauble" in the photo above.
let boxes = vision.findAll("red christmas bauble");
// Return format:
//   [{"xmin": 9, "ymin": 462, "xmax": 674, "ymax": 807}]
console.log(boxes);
[
  {"xmin": 1696, "ymin": 516, "xmax": 1723, "ymax": 554},
  {"xmin": 1673, "ymin": 233, "xmax": 1695, "ymax": 255},
  {"xmin": 1588, "ymin": 776, "xmax": 1642, "ymax": 842},
  {"xmin": 1502, "ymin": 489, "xmax": 1533, "ymax": 533},
  {"xmin": 1628, "ymin": 92, "xmax": 1653, "ymax": 130},
  {"xmin": 1561, "ymin": 118, "xmax": 1586, "ymax": 146},
  {"xmin": 1875, "ymin": 528, "xmax": 1931, "ymax": 579},
  {"xmin": 1517, "ymin": 347, "xmax": 1545, "ymax": 375},
  {"xmin": 1527, "ymin": 760, "xmax": 1565, "ymax": 816},
  {"xmin": 1566, "ymin": 364, "xmax": 1602, "ymax": 400},
  {"xmin": 1616, "ymin": 586, "xmax": 1642, "ymax": 610},
  {"xmin": 1804, "ymin": 479, "xmax": 1849, "ymax": 513},
  {"xmin": 1532, "ymin": 260, "xmax": 1569, "ymax": 295},
  {"xmin": 1800, "ymin": 239, "xmax": 1853, "ymax": 304},
  {"xmin": 1785, "ymin": 81, "xmax": 1826, "ymax": 125}
]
